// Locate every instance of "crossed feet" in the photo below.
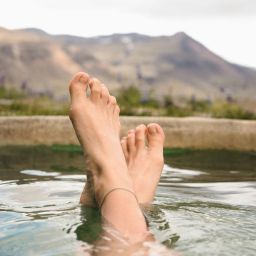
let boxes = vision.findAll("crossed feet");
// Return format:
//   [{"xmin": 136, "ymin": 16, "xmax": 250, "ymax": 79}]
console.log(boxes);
[
  {"xmin": 80, "ymin": 123, "xmax": 165, "ymax": 206},
  {"xmin": 69, "ymin": 72, "xmax": 165, "ymax": 240}
]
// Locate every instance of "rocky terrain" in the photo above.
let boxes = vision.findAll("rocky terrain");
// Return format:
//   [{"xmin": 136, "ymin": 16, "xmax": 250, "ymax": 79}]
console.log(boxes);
[{"xmin": 0, "ymin": 27, "xmax": 255, "ymax": 106}]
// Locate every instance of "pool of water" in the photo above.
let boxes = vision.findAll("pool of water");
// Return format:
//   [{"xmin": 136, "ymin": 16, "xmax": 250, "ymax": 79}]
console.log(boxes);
[{"xmin": 0, "ymin": 146, "xmax": 255, "ymax": 256}]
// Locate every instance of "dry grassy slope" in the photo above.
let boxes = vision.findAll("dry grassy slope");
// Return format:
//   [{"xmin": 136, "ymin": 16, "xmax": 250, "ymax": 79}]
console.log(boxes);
[
  {"xmin": 57, "ymin": 32, "xmax": 256, "ymax": 102},
  {"xmin": 0, "ymin": 27, "xmax": 81, "ymax": 99},
  {"xmin": 0, "ymin": 27, "xmax": 256, "ymax": 104}
]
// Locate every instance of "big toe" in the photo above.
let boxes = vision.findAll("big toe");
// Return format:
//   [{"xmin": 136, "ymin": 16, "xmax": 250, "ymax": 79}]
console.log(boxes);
[
  {"xmin": 146, "ymin": 123, "xmax": 165, "ymax": 152},
  {"xmin": 69, "ymin": 72, "xmax": 90, "ymax": 103},
  {"xmin": 135, "ymin": 124, "xmax": 147, "ymax": 150}
]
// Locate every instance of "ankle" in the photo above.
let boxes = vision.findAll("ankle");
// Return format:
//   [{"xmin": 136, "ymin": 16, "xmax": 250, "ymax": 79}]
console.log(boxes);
[
  {"xmin": 100, "ymin": 189, "xmax": 148, "ymax": 240},
  {"xmin": 93, "ymin": 171, "xmax": 134, "ymax": 206}
]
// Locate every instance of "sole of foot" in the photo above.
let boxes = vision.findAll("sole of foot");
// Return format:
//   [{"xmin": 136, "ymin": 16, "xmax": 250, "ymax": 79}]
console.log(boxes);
[{"xmin": 69, "ymin": 72, "xmax": 132, "ymax": 204}]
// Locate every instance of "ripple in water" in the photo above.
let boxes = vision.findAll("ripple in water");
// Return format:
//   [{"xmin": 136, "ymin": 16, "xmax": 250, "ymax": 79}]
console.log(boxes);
[{"xmin": 0, "ymin": 147, "xmax": 256, "ymax": 256}]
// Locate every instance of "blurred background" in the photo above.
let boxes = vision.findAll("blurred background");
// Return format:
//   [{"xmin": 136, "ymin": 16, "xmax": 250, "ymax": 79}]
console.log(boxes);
[{"xmin": 0, "ymin": 0, "xmax": 255, "ymax": 118}]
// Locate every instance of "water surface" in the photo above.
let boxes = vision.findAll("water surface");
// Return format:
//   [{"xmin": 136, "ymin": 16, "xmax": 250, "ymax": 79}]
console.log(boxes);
[{"xmin": 0, "ymin": 146, "xmax": 255, "ymax": 255}]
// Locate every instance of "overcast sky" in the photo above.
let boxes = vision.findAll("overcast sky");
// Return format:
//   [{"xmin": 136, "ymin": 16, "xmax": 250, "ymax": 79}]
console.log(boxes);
[{"xmin": 1, "ymin": 0, "xmax": 256, "ymax": 68}]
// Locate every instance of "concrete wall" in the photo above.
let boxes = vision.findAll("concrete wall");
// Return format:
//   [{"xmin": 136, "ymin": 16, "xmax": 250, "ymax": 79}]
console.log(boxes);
[{"xmin": 0, "ymin": 116, "xmax": 256, "ymax": 151}]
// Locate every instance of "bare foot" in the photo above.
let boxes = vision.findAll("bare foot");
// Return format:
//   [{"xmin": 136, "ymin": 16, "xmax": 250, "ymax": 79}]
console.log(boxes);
[
  {"xmin": 69, "ymin": 72, "xmax": 130, "ymax": 200},
  {"xmin": 69, "ymin": 72, "xmax": 147, "ymax": 239},
  {"xmin": 80, "ymin": 123, "xmax": 165, "ymax": 206},
  {"xmin": 121, "ymin": 123, "xmax": 165, "ymax": 204}
]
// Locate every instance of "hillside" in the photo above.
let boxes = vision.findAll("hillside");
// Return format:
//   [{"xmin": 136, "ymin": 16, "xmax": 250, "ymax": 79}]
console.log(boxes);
[
  {"xmin": 0, "ymin": 27, "xmax": 79, "ymax": 100},
  {"xmin": 0, "ymin": 27, "xmax": 256, "ymax": 105}
]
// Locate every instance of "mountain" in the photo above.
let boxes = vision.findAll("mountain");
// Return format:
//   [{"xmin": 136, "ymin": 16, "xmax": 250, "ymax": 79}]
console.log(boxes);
[
  {"xmin": 0, "ymin": 27, "xmax": 79, "ymax": 99},
  {"xmin": 0, "ymin": 27, "xmax": 255, "ymax": 105}
]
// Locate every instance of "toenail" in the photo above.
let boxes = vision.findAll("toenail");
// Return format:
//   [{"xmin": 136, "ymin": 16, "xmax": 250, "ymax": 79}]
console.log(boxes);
[
  {"xmin": 92, "ymin": 78, "xmax": 100, "ymax": 84},
  {"xmin": 128, "ymin": 132, "xmax": 135, "ymax": 137},
  {"xmin": 148, "ymin": 125, "xmax": 157, "ymax": 135},
  {"xmin": 137, "ymin": 124, "xmax": 146, "ymax": 130},
  {"xmin": 79, "ymin": 75, "xmax": 88, "ymax": 83}
]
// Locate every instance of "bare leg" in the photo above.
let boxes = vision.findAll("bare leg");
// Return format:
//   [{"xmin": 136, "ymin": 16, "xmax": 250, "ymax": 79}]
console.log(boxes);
[
  {"xmin": 80, "ymin": 171, "xmax": 97, "ymax": 207},
  {"xmin": 80, "ymin": 159, "xmax": 97, "ymax": 207},
  {"xmin": 71, "ymin": 75, "xmax": 178, "ymax": 255},
  {"xmin": 80, "ymin": 123, "xmax": 165, "ymax": 206},
  {"xmin": 69, "ymin": 72, "xmax": 147, "ymax": 242}
]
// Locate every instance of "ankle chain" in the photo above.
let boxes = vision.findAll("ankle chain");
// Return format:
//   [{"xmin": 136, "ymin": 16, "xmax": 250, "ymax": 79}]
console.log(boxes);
[{"xmin": 99, "ymin": 187, "xmax": 138, "ymax": 210}]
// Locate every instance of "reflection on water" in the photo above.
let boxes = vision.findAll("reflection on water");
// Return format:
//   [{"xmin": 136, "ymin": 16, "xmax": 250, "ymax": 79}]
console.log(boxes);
[{"xmin": 0, "ymin": 146, "xmax": 255, "ymax": 255}]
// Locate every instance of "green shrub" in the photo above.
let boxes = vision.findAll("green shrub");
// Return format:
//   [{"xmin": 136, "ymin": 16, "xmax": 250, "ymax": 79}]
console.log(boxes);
[
  {"xmin": 0, "ymin": 98, "xmax": 69, "ymax": 116},
  {"xmin": 188, "ymin": 99, "xmax": 211, "ymax": 112},
  {"xmin": 116, "ymin": 86, "xmax": 141, "ymax": 107},
  {"xmin": 0, "ymin": 85, "xmax": 255, "ymax": 120},
  {"xmin": 211, "ymin": 102, "xmax": 255, "ymax": 120},
  {"xmin": 165, "ymin": 105, "xmax": 192, "ymax": 117},
  {"xmin": 0, "ymin": 87, "xmax": 25, "ymax": 100}
]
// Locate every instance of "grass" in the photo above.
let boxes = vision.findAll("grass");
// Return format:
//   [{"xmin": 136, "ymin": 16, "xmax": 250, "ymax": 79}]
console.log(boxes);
[
  {"xmin": 0, "ymin": 97, "xmax": 69, "ymax": 116},
  {"xmin": 0, "ymin": 87, "xmax": 25, "ymax": 99},
  {"xmin": 0, "ymin": 85, "xmax": 255, "ymax": 119}
]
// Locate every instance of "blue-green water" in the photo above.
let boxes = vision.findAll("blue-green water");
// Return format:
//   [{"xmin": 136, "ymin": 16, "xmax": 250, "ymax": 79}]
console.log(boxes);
[{"xmin": 0, "ymin": 146, "xmax": 255, "ymax": 255}]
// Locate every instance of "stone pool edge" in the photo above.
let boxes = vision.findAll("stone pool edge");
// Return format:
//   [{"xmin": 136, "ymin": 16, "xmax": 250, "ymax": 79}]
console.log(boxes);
[{"xmin": 0, "ymin": 116, "xmax": 256, "ymax": 151}]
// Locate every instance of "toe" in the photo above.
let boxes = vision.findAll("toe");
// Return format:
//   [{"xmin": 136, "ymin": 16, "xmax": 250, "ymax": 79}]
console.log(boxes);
[
  {"xmin": 108, "ymin": 95, "xmax": 117, "ymax": 105},
  {"xmin": 135, "ymin": 124, "xmax": 147, "ymax": 150},
  {"xmin": 146, "ymin": 123, "xmax": 165, "ymax": 152},
  {"xmin": 108, "ymin": 95, "xmax": 117, "ymax": 112},
  {"xmin": 114, "ymin": 104, "xmax": 120, "ymax": 116},
  {"xmin": 100, "ymin": 84, "xmax": 110, "ymax": 104},
  {"xmin": 89, "ymin": 78, "xmax": 101, "ymax": 101},
  {"xmin": 127, "ymin": 129, "xmax": 136, "ymax": 155},
  {"xmin": 69, "ymin": 72, "xmax": 90, "ymax": 103},
  {"xmin": 121, "ymin": 137, "xmax": 129, "ymax": 161}
]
